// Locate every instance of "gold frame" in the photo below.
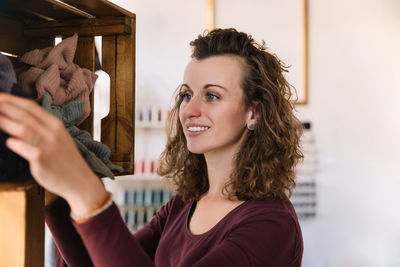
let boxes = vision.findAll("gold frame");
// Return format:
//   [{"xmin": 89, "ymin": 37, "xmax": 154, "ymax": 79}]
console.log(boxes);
[
  {"xmin": 206, "ymin": 0, "xmax": 215, "ymax": 31},
  {"xmin": 206, "ymin": 0, "xmax": 308, "ymax": 105},
  {"xmin": 302, "ymin": 0, "xmax": 308, "ymax": 105}
]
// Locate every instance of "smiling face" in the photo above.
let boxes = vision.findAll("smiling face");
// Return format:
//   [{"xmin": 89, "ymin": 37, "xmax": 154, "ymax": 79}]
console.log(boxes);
[{"xmin": 179, "ymin": 55, "xmax": 255, "ymax": 157}]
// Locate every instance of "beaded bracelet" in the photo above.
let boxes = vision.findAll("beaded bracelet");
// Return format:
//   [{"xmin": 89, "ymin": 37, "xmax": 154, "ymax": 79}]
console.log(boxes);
[{"xmin": 71, "ymin": 191, "xmax": 113, "ymax": 224}]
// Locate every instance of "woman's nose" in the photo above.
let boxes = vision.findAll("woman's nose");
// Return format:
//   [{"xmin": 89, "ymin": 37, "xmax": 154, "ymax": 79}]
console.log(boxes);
[{"xmin": 184, "ymin": 96, "xmax": 202, "ymax": 118}]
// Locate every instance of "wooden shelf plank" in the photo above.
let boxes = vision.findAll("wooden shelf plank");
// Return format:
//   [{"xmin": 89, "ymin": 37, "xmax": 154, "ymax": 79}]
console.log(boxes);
[
  {"xmin": 2, "ymin": 0, "xmax": 91, "ymax": 21},
  {"xmin": 0, "ymin": 2, "xmax": 49, "ymax": 22},
  {"xmin": 59, "ymin": 0, "xmax": 135, "ymax": 18},
  {"xmin": 24, "ymin": 16, "xmax": 132, "ymax": 37},
  {"xmin": 0, "ymin": 179, "xmax": 37, "ymax": 191},
  {"xmin": 0, "ymin": 179, "xmax": 44, "ymax": 267}
]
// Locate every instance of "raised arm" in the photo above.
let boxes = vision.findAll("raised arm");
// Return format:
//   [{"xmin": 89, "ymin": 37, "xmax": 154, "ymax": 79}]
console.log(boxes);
[
  {"xmin": 0, "ymin": 93, "xmax": 151, "ymax": 265},
  {"xmin": 45, "ymin": 197, "xmax": 94, "ymax": 267},
  {"xmin": 0, "ymin": 92, "xmax": 108, "ymax": 216}
]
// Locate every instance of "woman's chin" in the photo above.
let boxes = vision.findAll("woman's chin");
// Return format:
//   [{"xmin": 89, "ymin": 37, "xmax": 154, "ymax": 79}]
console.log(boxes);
[{"xmin": 187, "ymin": 145, "xmax": 208, "ymax": 155}]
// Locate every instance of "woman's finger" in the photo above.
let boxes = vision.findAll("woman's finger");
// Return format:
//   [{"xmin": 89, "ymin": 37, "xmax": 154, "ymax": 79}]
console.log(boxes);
[
  {"xmin": 6, "ymin": 136, "xmax": 69, "ymax": 195},
  {"xmin": 0, "ymin": 113, "xmax": 41, "ymax": 145},
  {"xmin": 0, "ymin": 101, "xmax": 51, "ymax": 143},
  {"xmin": 0, "ymin": 93, "xmax": 59, "ymax": 130},
  {"xmin": 0, "ymin": 92, "xmax": 105, "ymax": 208},
  {"xmin": 5, "ymin": 136, "xmax": 40, "ymax": 163},
  {"xmin": 0, "ymin": 93, "xmax": 64, "ymax": 148}
]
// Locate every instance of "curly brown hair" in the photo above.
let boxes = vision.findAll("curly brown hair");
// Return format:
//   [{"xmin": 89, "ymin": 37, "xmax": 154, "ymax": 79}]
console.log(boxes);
[{"xmin": 157, "ymin": 28, "xmax": 303, "ymax": 202}]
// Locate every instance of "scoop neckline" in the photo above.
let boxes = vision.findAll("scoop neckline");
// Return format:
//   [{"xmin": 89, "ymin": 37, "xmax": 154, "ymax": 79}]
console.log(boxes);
[{"xmin": 184, "ymin": 198, "xmax": 249, "ymax": 238}]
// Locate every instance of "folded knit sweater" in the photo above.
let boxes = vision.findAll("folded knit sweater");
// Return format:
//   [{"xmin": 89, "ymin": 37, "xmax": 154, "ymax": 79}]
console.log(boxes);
[{"xmin": 18, "ymin": 34, "xmax": 97, "ymax": 125}]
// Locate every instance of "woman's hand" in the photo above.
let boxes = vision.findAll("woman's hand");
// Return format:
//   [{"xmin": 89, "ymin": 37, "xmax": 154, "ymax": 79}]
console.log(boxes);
[{"xmin": 0, "ymin": 92, "xmax": 107, "ymax": 216}]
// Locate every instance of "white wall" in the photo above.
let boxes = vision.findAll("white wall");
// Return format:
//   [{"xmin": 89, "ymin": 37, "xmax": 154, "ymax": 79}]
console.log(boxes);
[
  {"xmin": 111, "ymin": 0, "xmax": 400, "ymax": 266},
  {"xmin": 112, "ymin": 0, "xmax": 206, "ymax": 106},
  {"xmin": 297, "ymin": 0, "xmax": 400, "ymax": 266}
]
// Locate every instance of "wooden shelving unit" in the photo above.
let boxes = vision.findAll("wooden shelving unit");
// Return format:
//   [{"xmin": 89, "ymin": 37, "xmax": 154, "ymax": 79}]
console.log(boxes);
[
  {"xmin": 0, "ymin": 180, "xmax": 44, "ymax": 267},
  {"xmin": 0, "ymin": 1, "xmax": 136, "ymax": 265}
]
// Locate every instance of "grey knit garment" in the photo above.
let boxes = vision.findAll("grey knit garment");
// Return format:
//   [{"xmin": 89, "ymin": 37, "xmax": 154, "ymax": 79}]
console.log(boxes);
[
  {"xmin": 74, "ymin": 139, "xmax": 119, "ymax": 179},
  {"xmin": 68, "ymin": 127, "xmax": 111, "ymax": 163},
  {"xmin": 41, "ymin": 91, "xmax": 85, "ymax": 127},
  {"xmin": 41, "ymin": 92, "xmax": 110, "ymax": 161},
  {"xmin": 0, "ymin": 54, "xmax": 17, "ymax": 93},
  {"xmin": 41, "ymin": 93, "xmax": 123, "ymax": 178}
]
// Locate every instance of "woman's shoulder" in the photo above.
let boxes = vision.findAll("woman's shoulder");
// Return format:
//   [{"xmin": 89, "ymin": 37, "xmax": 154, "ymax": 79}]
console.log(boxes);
[
  {"xmin": 234, "ymin": 197, "xmax": 300, "ymax": 225},
  {"xmin": 167, "ymin": 194, "xmax": 187, "ymax": 206},
  {"xmin": 225, "ymin": 198, "xmax": 302, "ymax": 248},
  {"xmin": 224, "ymin": 198, "xmax": 303, "ymax": 265},
  {"xmin": 162, "ymin": 194, "xmax": 192, "ymax": 214}
]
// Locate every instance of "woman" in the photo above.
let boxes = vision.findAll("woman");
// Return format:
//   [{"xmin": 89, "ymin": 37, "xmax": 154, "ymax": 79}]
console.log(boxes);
[{"xmin": 0, "ymin": 28, "xmax": 303, "ymax": 266}]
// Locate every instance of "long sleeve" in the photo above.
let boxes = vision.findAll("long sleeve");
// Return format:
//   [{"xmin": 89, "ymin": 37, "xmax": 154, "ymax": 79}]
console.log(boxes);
[
  {"xmin": 46, "ymin": 195, "xmax": 302, "ymax": 267},
  {"xmin": 45, "ymin": 194, "xmax": 177, "ymax": 267},
  {"xmin": 45, "ymin": 198, "xmax": 94, "ymax": 267},
  {"xmin": 72, "ymin": 203, "xmax": 155, "ymax": 267},
  {"xmin": 132, "ymin": 196, "xmax": 173, "ymax": 260},
  {"xmin": 71, "ymin": 195, "xmax": 179, "ymax": 266}
]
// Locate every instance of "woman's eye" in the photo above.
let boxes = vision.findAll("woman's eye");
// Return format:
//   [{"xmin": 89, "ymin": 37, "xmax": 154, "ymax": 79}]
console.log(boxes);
[
  {"xmin": 181, "ymin": 93, "xmax": 192, "ymax": 101},
  {"xmin": 207, "ymin": 93, "xmax": 219, "ymax": 101}
]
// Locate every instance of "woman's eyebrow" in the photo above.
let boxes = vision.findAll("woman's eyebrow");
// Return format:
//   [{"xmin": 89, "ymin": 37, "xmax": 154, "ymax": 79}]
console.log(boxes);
[
  {"xmin": 180, "ymin": 84, "xmax": 190, "ymax": 90},
  {"xmin": 180, "ymin": 83, "xmax": 227, "ymax": 91},
  {"xmin": 204, "ymin": 84, "xmax": 227, "ymax": 91}
]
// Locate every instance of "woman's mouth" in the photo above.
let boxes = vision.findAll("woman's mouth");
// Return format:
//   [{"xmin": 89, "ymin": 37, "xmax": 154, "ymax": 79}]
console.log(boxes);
[
  {"xmin": 188, "ymin": 126, "xmax": 210, "ymax": 132},
  {"xmin": 186, "ymin": 126, "xmax": 210, "ymax": 137}
]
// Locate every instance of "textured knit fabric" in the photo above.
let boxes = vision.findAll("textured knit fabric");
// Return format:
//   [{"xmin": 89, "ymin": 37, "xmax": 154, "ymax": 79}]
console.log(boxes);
[
  {"xmin": 10, "ymin": 83, "xmax": 28, "ymax": 97},
  {"xmin": 18, "ymin": 67, "xmax": 44, "ymax": 98},
  {"xmin": 0, "ymin": 56, "xmax": 30, "ymax": 181},
  {"xmin": 0, "ymin": 131, "xmax": 30, "ymax": 181},
  {"xmin": 40, "ymin": 92, "xmax": 122, "ymax": 178},
  {"xmin": 0, "ymin": 54, "xmax": 16, "ymax": 93},
  {"xmin": 45, "ymin": 195, "xmax": 303, "ymax": 267},
  {"xmin": 68, "ymin": 127, "xmax": 111, "ymax": 163},
  {"xmin": 20, "ymin": 34, "xmax": 75, "ymax": 69},
  {"xmin": 74, "ymin": 139, "xmax": 120, "ymax": 179},
  {"xmin": 18, "ymin": 34, "xmax": 98, "ymax": 125},
  {"xmin": 41, "ymin": 92, "xmax": 85, "ymax": 127}
]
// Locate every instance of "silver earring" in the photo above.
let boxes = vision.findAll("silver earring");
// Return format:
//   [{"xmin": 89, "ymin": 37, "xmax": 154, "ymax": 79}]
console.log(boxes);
[{"xmin": 248, "ymin": 124, "xmax": 255, "ymax": 131}]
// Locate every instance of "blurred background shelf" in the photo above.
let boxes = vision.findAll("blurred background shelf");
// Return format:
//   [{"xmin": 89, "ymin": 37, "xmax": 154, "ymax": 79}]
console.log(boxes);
[{"xmin": 135, "ymin": 121, "xmax": 165, "ymax": 129}]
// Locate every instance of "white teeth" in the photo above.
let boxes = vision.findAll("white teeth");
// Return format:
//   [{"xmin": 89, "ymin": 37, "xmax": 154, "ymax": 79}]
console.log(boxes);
[{"xmin": 188, "ymin": 126, "xmax": 209, "ymax": 132}]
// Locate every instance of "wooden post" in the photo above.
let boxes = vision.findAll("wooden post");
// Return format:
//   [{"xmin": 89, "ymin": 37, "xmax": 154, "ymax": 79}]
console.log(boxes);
[
  {"xmin": 74, "ymin": 35, "xmax": 96, "ymax": 136},
  {"xmin": 0, "ymin": 180, "xmax": 45, "ymax": 267},
  {"xmin": 102, "ymin": 16, "xmax": 136, "ymax": 173},
  {"xmin": 114, "ymin": 16, "xmax": 135, "ymax": 173}
]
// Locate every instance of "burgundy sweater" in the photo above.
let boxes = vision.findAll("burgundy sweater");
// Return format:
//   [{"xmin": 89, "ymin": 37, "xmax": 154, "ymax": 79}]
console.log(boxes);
[{"xmin": 45, "ymin": 195, "xmax": 303, "ymax": 267}]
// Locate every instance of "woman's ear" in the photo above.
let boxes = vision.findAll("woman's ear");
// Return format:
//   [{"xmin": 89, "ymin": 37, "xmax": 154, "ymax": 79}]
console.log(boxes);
[{"xmin": 246, "ymin": 102, "xmax": 259, "ymax": 130}]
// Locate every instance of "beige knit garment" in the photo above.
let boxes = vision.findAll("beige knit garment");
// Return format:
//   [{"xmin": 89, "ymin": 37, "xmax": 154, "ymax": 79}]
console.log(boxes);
[{"xmin": 18, "ymin": 34, "xmax": 98, "ymax": 125}]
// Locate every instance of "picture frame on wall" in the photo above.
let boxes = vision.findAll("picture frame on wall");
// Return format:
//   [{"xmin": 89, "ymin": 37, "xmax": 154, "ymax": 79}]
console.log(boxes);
[{"xmin": 206, "ymin": 0, "xmax": 308, "ymax": 105}]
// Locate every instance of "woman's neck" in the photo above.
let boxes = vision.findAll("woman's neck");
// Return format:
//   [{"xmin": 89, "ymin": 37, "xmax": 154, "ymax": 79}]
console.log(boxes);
[
  {"xmin": 204, "ymin": 148, "xmax": 237, "ymax": 198},
  {"xmin": 202, "ymin": 127, "xmax": 248, "ymax": 199}
]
